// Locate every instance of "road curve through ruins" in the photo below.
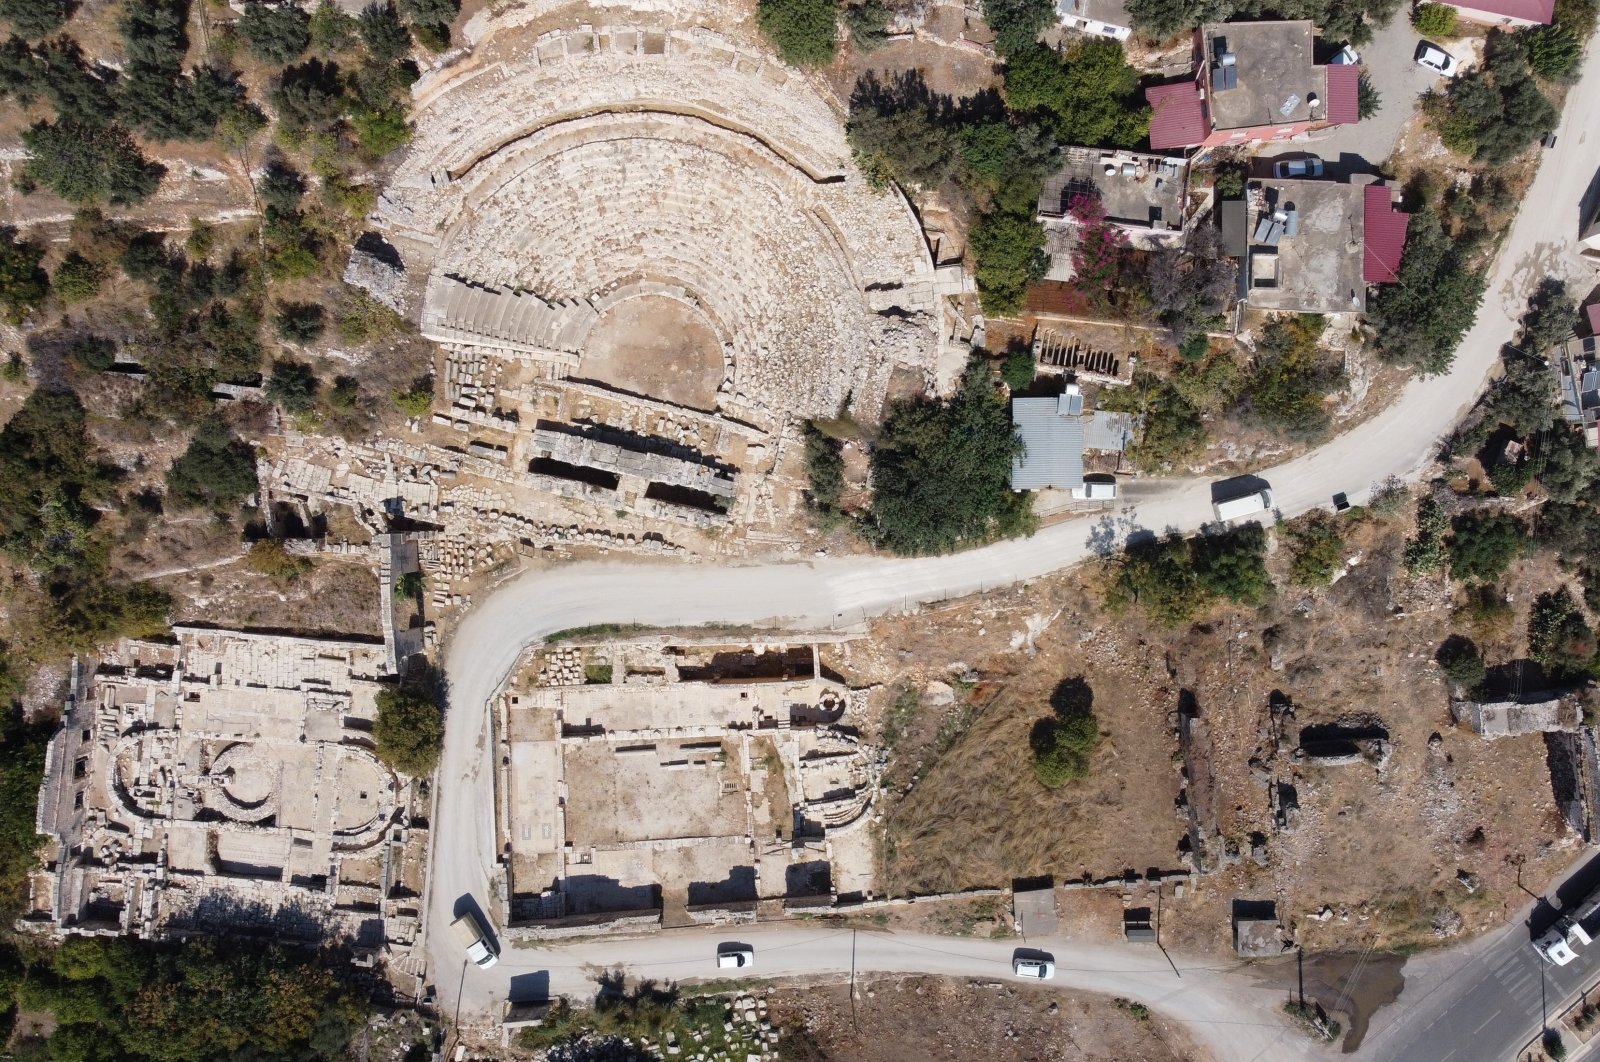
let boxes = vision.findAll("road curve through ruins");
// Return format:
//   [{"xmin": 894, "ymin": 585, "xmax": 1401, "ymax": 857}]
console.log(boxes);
[{"xmin": 428, "ymin": 43, "xmax": 1600, "ymax": 1062}]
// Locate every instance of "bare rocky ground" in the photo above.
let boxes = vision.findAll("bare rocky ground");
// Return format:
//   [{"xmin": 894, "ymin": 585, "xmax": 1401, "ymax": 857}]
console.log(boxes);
[
  {"xmin": 765, "ymin": 974, "xmax": 1199, "ymax": 1062},
  {"xmin": 824, "ymin": 504, "xmax": 1579, "ymax": 965}
]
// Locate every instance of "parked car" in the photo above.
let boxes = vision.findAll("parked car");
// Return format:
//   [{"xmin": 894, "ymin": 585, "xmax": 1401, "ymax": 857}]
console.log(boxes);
[
  {"xmin": 1071, "ymin": 475, "xmax": 1118, "ymax": 501},
  {"xmin": 1330, "ymin": 44, "xmax": 1360, "ymax": 65},
  {"xmin": 1013, "ymin": 955, "xmax": 1056, "ymax": 980},
  {"xmin": 716, "ymin": 945, "xmax": 754, "ymax": 969},
  {"xmin": 1415, "ymin": 41, "xmax": 1460, "ymax": 77},
  {"xmin": 1272, "ymin": 156, "xmax": 1324, "ymax": 178}
]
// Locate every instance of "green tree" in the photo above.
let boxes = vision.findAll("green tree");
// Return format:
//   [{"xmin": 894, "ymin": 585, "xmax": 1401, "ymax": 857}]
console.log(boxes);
[
  {"xmin": 1003, "ymin": 41, "xmax": 1148, "ymax": 148},
  {"xmin": 802, "ymin": 424, "xmax": 846, "ymax": 518},
  {"xmin": 1412, "ymin": 2, "xmax": 1458, "ymax": 35},
  {"xmin": 0, "ymin": 388, "xmax": 113, "ymax": 568},
  {"xmin": 1031, "ymin": 676, "xmax": 1099, "ymax": 786},
  {"xmin": 165, "ymin": 417, "xmax": 258, "ymax": 510},
  {"xmin": 0, "ymin": 711, "xmax": 50, "ymax": 915},
  {"xmin": 20, "ymin": 120, "xmax": 163, "ymax": 204},
  {"xmin": 1447, "ymin": 510, "xmax": 1526, "ymax": 582},
  {"xmin": 239, "ymin": 1, "xmax": 311, "ymax": 64},
  {"xmin": 0, "ymin": 228, "xmax": 47, "ymax": 323},
  {"xmin": 866, "ymin": 361, "xmax": 1035, "ymax": 554},
  {"xmin": 846, "ymin": 73, "xmax": 957, "ymax": 189},
  {"xmin": 1125, "ymin": 0, "xmax": 1194, "ymax": 39},
  {"xmin": 357, "ymin": 1, "xmax": 411, "ymax": 60},
  {"xmin": 1001, "ymin": 347, "xmax": 1036, "ymax": 391},
  {"xmin": 309, "ymin": 0, "xmax": 357, "ymax": 51},
  {"xmin": 0, "ymin": 0, "xmax": 71, "ymax": 39},
  {"xmin": 257, "ymin": 157, "xmax": 307, "ymax": 215},
  {"xmin": 1429, "ymin": 35, "xmax": 1557, "ymax": 165},
  {"xmin": 1284, "ymin": 510, "xmax": 1345, "ymax": 587},
  {"xmin": 1098, "ymin": 369, "xmax": 1207, "ymax": 472},
  {"xmin": 1528, "ymin": 586, "xmax": 1596, "ymax": 679},
  {"xmin": 1105, "ymin": 532, "xmax": 1210, "ymax": 627},
  {"xmin": 1435, "ymin": 634, "xmax": 1486, "ymax": 690},
  {"xmin": 756, "ymin": 0, "xmax": 835, "ymax": 66},
  {"xmin": 68, "ymin": 335, "xmax": 116, "ymax": 371},
  {"xmin": 843, "ymin": 0, "xmax": 890, "ymax": 50},
  {"xmin": 265, "ymin": 359, "xmax": 320, "ymax": 412},
  {"xmin": 1244, "ymin": 314, "xmax": 1342, "ymax": 440},
  {"xmin": 1525, "ymin": 24, "xmax": 1582, "ymax": 81},
  {"xmin": 983, "ymin": 0, "xmax": 1055, "ymax": 55},
  {"xmin": 1193, "ymin": 523, "xmax": 1272, "ymax": 606},
  {"xmin": 969, "ymin": 208, "xmax": 1046, "ymax": 316},
  {"xmin": 1367, "ymin": 210, "xmax": 1486, "ymax": 375},
  {"xmin": 374, "ymin": 680, "xmax": 443, "ymax": 775}
]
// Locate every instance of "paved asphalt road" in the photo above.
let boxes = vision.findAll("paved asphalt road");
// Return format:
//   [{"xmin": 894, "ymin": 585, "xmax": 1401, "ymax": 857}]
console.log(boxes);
[
  {"xmin": 425, "ymin": 35, "xmax": 1600, "ymax": 1062},
  {"xmin": 1356, "ymin": 852, "xmax": 1600, "ymax": 1062}
]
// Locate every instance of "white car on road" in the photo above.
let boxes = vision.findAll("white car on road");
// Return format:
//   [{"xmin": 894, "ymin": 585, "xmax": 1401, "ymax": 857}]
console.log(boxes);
[
  {"xmin": 717, "ymin": 945, "xmax": 755, "ymax": 969},
  {"xmin": 1416, "ymin": 41, "xmax": 1460, "ymax": 78},
  {"xmin": 1013, "ymin": 954, "xmax": 1056, "ymax": 979}
]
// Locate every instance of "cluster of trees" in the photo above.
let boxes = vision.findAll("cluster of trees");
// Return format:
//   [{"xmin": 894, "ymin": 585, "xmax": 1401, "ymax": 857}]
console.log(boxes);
[
  {"xmin": 1030, "ymin": 676, "xmax": 1100, "ymax": 786},
  {"xmin": 846, "ymin": 27, "xmax": 1147, "ymax": 316},
  {"xmin": 1242, "ymin": 314, "xmax": 1344, "ymax": 440},
  {"xmin": 1367, "ymin": 209, "xmax": 1487, "ymax": 375},
  {"xmin": 3, "ymin": 935, "xmax": 367, "ymax": 1060},
  {"xmin": 1147, "ymin": 224, "xmax": 1235, "ymax": 355},
  {"xmin": 1427, "ymin": 33, "xmax": 1558, "ymax": 165},
  {"xmin": 0, "ymin": 227, "xmax": 47, "ymax": 323},
  {"xmin": 1104, "ymin": 523, "xmax": 1270, "ymax": 627},
  {"xmin": 1126, "ymin": 0, "xmax": 1399, "ymax": 44},
  {"xmin": 860, "ymin": 361, "xmax": 1036, "ymax": 555},
  {"xmin": 1282, "ymin": 510, "xmax": 1347, "ymax": 587},
  {"xmin": 0, "ymin": 708, "xmax": 51, "ymax": 916}
]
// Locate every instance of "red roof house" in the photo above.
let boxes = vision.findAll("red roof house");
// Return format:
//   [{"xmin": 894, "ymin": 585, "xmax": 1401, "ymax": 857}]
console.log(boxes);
[
  {"xmin": 1362, "ymin": 183, "xmax": 1410, "ymax": 284},
  {"xmin": 1144, "ymin": 20, "xmax": 1360, "ymax": 150},
  {"xmin": 1443, "ymin": 0, "xmax": 1553, "ymax": 26}
]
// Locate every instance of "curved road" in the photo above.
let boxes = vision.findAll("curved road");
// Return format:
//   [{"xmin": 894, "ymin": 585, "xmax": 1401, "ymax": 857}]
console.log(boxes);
[{"xmin": 426, "ymin": 41, "xmax": 1600, "ymax": 1061}]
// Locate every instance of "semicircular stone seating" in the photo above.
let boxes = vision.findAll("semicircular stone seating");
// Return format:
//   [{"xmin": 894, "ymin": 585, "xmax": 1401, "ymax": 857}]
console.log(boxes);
[{"xmin": 382, "ymin": 23, "xmax": 943, "ymax": 426}]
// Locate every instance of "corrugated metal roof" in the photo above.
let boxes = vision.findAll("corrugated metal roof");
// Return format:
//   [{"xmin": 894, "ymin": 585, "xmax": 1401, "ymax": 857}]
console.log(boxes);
[
  {"xmin": 1146, "ymin": 81, "xmax": 1209, "ymax": 150},
  {"xmin": 1011, "ymin": 398, "xmax": 1085, "ymax": 491},
  {"xmin": 1084, "ymin": 410, "xmax": 1137, "ymax": 453},
  {"xmin": 1323, "ymin": 64, "xmax": 1361, "ymax": 126},
  {"xmin": 1362, "ymin": 184, "xmax": 1410, "ymax": 284},
  {"xmin": 1449, "ymin": 0, "xmax": 1553, "ymax": 21}
]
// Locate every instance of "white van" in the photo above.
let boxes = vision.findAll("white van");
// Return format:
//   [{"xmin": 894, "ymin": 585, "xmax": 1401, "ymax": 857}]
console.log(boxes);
[
  {"xmin": 1213, "ymin": 488, "xmax": 1272, "ymax": 522},
  {"xmin": 1072, "ymin": 476, "xmax": 1118, "ymax": 501},
  {"xmin": 451, "ymin": 911, "xmax": 499, "ymax": 969}
]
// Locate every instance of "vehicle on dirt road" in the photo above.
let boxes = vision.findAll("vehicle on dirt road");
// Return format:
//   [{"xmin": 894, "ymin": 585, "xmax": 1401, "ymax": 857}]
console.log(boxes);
[
  {"xmin": 1416, "ymin": 41, "xmax": 1460, "ymax": 77},
  {"xmin": 1013, "ymin": 951, "xmax": 1056, "ymax": 979},
  {"xmin": 717, "ymin": 944, "xmax": 755, "ymax": 969}
]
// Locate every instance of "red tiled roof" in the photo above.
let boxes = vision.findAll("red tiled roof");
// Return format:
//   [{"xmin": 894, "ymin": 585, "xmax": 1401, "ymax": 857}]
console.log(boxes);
[
  {"xmin": 1449, "ymin": 0, "xmax": 1554, "ymax": 22},
  {"xmin": 1585, "ymin": 302, "xmax": 1600, "ymax": 337},
  {"xmin": 1363, "ymin": 184, "xmax": 1410, "ymax": 284},
  {"xmin": 1145, "ymin": 80, "xmax": 1209, "ymax": 150},
  {"xmin": 1323, "ymin": 64, "xmax": 1360, "ymax": 127}
]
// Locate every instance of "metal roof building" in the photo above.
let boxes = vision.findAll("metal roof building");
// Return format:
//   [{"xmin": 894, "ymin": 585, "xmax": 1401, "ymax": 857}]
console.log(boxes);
[{"xmin": 1011, "ymin": 392, "xmax": 1086, "ymax": 491}]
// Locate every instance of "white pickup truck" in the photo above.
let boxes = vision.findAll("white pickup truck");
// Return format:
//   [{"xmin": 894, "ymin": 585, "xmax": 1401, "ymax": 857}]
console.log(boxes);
[
  {"xmin": 1534, "ymin": 888, "xmax": 1600, "ymax": 965},
  {"xmin": 452, "ymin": 910, "xmax": 499, "ymax": 969}
]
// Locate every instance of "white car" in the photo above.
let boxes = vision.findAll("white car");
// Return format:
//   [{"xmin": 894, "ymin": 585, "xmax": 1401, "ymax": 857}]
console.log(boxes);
[
  {"xmin": 1013, "ymin": 956, "xmax": 1056, "ymax": 980},
  {"xmin": 1071, "ymin": 476, "xmax": 1118, "ymax": 501},
  {"xmin": 1272, "ymin": 157, "xmax": 1324, "ymax": 178},
  {"xmin": 716, "ymin": 946, "xmax": 754, "ymax": 969},
  {"xmin": 1330, "ymin": 44, "xmax": 1360, "ymax": 65},
  {"xmin": 1416, "ymin": 41, "xmax": 1460, "ymax": 78}
]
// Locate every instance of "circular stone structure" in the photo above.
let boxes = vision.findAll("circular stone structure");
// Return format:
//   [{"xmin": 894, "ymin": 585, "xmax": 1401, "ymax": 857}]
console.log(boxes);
[
  {"xmin": 377, "ymin": 19, "xmax": 945, "ymax": 429},
  {"xmin": 580, "ymin": 293, "xmax": 725, "ymax": 411}
]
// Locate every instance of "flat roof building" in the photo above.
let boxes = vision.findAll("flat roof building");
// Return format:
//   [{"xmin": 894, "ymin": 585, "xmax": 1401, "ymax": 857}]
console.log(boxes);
[
  {"xmin": 1055, "ymin": 0, "xmax": 1133, "ymax": 40},
  {"xmin": 1011, "ymin": 387, "xmax": 1132, "ymax": 491},
  {"xmin": 1038, "ymin": 147, "xmax": 1190, "ymax": 242},
  {"xmin": 1244, "ymin": 178, "xmax": 1366, "ymax": 314},
  {"xmin": 1146, "ymin": 21, "xmax": 1359, "ymax": 150}
]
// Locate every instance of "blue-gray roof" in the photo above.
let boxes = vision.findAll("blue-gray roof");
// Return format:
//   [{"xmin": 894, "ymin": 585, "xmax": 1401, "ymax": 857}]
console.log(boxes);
[{"xmin": 1011, "ymin": 397, "xmax": 1085, "ymax": 491}]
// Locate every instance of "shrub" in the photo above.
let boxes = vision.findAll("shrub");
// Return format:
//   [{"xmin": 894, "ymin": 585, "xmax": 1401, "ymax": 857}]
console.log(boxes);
[
  {"xmin": 20, "ymin": 120, "xmax": 163, "ymax": 205},
  {"xmin": 239, "ymin": 1, "xmax": 311, "ymax": 64},
  {"xmin": 309, "ymin": 0, "xmax": 357, "ymax": 51},
  {"xmin": 328, "ymin": 375, "xmax": 359, "ymax": 408},
  {"xmin": 397, "ymin": 0, "xmax": 455, "ymax": 48},
  {"xmin": 1525, "ymin": 24, "xmax": 1582, "ymax": 80},
  {"xmin": 393, "ymin": 569, "xmax": 423, "ymax": 601},
  {"xmin": 970, "ymin": 208, "xmax": 1047, "ymax": 317},
  {"xmin": 52, "ymin": 252, "xmax": 104, "ymax": 304},
  {"xmin": 165, "ymin": 417, "xmax": 258, "ymax": 510},
  {"xmin": 756, "ymin": 0, "xmax": 836, "ymax": 67},
  {"xmin": 246, "ymin": 538, "xmax": 310, "ymax": 582},
  {"xmin": 265, "ymin": 359, "xmax": 319, "ymax": 413},
  {"xmin": 1413, "ymin": 2, "xmax": 1457, "ymax": 35},
  {"xmin": 1003, "ymin": 40, "xmax": 1149, "ymax": 148},
  {"xmin": 1428, "ymin": 36, "xmax": 1557, "ymax": 166},
  {"xmin": 68, "ymin": 335, "xmax": 116, "ymax": 371},
  {"xmin": 1244, "ymin": 314, "xmax": 1341, "ymax": 440},
  {"xmin": 1435, "ymin": 634, "xmax": 1486, "ymax": 690},
  {"xmin": 373, "ymin": 681, "xmax": 442, "ymax": 775},
  {"xmin": 0, "ymin": 228, "xmax": 48, "ymax": 323},
  {"xmin": 274, "ymin": 301, "xmax": 326, "ymax": 343},
  {"xmin": 1447, "ymin": 510, "xmax": 1526, "ymax": 582},
  {"xmin": 865, "ymin": 361, "xmax": 1035, "ymax": 555},
  {"xmin": 846, "ymin": 73, "xmax": 956, "ymax": 190},
  {"xmin": 1284, "ymin": 510, "xmax": 1345, "ymax": 587},
  {"xmin": 1106, "ymin": 525, "xmax": 1270, "ymax": 626},
  {"xmin": 271, "ymin": 59, "xmax": 344, "ymax": 130},
  {"xmin": 394, "ymin": 382, "xmax": 433, "ymax": 418},
  {"xmin": 350, "ymin": 104, "xmax": 411, "ymax": 156},
  {"xmin": 1545, "ymin": 1029, "xmax": 1569, "ymax": 1062},
  {"xmin": 1031, "ymin": 676, "xmax": 1100, "ymax": 786}
]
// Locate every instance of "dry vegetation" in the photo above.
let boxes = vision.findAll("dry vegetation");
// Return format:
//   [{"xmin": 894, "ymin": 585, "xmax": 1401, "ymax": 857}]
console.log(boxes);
[{"xmin": 828, "ymin": 501, "xmax": 1579, "ymax": 958}]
